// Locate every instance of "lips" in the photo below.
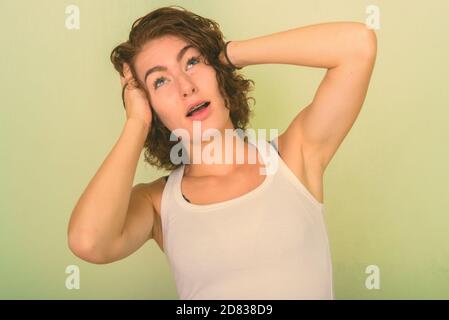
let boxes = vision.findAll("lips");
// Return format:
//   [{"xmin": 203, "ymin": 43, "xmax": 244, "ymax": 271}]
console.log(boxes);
[{"xmin": 186, "ymin": 100, "xmax": 210, "ymax": 117}]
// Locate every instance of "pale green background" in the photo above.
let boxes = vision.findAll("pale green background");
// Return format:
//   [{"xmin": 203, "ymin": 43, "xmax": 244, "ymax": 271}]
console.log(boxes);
[{"xmin": 1, "ymin": 0, "xmax": 448, "ymax": 299}]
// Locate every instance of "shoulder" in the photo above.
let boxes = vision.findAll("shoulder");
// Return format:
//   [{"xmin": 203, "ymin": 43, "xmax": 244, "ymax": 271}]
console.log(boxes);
[
  {"xmin": 138, "ymin": 175, "xmax": 170, "ymax": 217},
  {"xmin": 139, "ymin": 175, "xmax": 168, "ymax": 198}
]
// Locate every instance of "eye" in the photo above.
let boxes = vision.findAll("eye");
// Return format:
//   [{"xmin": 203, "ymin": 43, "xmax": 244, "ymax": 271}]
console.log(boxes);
[
  {"xmin": 153, "ymin": 77, "xmax": 166, "ymax": 89},
  {"xmin": 152, "ymin": 56, "xmax": 201, "ymax": 90},
  {"xmin": 186, "ymin": 56, "xmax": 200, "ymax": 69}
]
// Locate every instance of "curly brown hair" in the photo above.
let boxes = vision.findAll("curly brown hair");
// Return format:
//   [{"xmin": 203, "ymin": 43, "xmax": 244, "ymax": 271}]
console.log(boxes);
[{"xmin": 110, "ymin": 5, "xmax": 256, "ymax": 171}]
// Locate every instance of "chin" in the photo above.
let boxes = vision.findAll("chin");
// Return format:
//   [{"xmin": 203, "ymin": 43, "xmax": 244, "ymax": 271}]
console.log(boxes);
[{"xmin": 183, "ymin": 117, "xmax": 230, "ymax": 142}]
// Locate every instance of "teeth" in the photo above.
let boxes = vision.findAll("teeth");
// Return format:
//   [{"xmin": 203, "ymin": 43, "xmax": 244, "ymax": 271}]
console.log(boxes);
[
  {"xmin": 192, "ymin": 102, "xmax": 207, "ymax": 111},
  {"xmin": 187, "ymin": 102, "xmax": 209, "ymax": 116}
]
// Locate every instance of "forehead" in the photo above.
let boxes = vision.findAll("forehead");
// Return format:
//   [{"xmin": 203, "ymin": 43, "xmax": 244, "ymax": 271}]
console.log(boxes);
[{"xmin": 134, "ymin": 35, "xmax": 196, "ymax": 79}]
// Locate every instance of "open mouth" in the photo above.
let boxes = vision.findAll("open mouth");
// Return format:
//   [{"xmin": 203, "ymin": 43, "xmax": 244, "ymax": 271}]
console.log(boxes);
[{"xmin": 186, "ymin": 101, "xmax": 210, "ymax": 117}]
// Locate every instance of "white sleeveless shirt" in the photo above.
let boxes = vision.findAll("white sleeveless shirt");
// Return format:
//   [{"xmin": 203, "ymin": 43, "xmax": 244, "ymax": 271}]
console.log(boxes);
[{"xmin": 160, "ymin": 138, "xmax": 334, "ymax": 300}]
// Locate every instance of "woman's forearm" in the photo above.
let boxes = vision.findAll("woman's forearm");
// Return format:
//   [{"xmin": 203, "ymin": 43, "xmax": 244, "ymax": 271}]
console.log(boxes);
[
  {"xmin": 227, "ymin": 22, "xmax": 376, "ymax": 69},
  {"xmin": 68, "ymin": 118, "xmax": 149, "ymax": 257}
]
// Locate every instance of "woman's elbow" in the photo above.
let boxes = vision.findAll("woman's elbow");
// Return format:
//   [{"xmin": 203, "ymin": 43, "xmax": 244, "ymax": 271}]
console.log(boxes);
[{"xmin": 67, "ymin": 232, "xmax": 111, "ymax": 265}]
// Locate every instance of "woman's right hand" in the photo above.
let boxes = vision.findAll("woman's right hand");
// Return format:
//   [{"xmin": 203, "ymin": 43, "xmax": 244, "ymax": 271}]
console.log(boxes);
[{"xmin": 120, "ymin": 63, "xmax": 152, "ymax": 128}]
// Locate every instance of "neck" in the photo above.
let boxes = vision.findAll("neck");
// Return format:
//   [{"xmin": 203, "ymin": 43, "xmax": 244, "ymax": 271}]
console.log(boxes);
[{"xmin": 181, "ymin": 123, "xmax": 260, "ymax": 178}]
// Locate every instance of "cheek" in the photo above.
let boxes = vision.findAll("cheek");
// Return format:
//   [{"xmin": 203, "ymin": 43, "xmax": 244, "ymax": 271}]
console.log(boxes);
[
  {"xmin": 154, "ymin": 106, "xmax": 183, "ymax": 130},
  {"xmin": 206, "ymin": 69, "xmax": 219, "ymax": 85}
]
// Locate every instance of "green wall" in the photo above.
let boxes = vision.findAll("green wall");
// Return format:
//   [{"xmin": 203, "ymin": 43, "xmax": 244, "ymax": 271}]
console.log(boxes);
[{"xmin": 1, "ymin": 0, "xmax": 448, "ymax": 299}]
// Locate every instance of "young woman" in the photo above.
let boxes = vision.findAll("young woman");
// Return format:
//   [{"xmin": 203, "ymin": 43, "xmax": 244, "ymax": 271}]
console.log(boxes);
[{"xmin": 68, "ymin": 6, "xmax": 377, "ymax": 299}]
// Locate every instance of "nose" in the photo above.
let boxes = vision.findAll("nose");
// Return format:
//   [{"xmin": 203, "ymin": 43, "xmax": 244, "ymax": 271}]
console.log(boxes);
[{"xmin": 179, "ymin": 74, "xmax": 197, "ymax": 97}]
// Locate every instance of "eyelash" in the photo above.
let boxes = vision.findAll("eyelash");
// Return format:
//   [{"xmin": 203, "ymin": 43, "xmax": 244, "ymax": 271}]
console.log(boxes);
[{"xmin": 153, "ymin": 56, "xmax": 200, "ymax": 89}]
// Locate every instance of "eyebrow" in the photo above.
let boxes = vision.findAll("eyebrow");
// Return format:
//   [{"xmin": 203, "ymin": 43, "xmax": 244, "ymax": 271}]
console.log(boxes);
[{"xmin": 143, "ymin": 44, "xmax": 195, "ymax": 84}]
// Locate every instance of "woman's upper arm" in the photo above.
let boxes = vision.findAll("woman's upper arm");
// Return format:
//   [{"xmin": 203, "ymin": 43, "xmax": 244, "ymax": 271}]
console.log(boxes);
[{"xmin": 107, "ymin": 182, "xmax": 157, "ymax": 263}]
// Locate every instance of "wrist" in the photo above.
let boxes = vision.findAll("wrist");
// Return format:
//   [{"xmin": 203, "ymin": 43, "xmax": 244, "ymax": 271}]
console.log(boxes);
[
  {"xmin": 125, "ymin": 118, "xmax": 151, "ymax": 137},
  {"xmin": 222, "ymin": 41, "xmax": 244, "ymax": 70}
]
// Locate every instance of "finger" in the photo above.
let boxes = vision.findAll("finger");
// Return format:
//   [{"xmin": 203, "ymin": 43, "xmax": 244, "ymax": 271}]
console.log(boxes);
[
  {"xmin": 121, "ymin": 83, "xmax": 128, "ymax": 109},
  {"xmin": 123, "ymin": 63, "xmax": 139, "ymax": 88},
  {"xmin": 120, "ymin": 74, "xmax": 127, "ymax": 87},
  {"xmin": 120, "ymin": 63, "xmax": 129, "ymax": 85},
  {"xmin": 123, "ymin": 63, "xmax": 133, "ymax": 80}
]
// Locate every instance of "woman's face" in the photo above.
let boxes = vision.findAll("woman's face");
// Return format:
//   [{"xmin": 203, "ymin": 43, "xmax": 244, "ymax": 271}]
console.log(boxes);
[{"xmin": 134, "ymin": 35, "xmax": 232, "ymax": 140}]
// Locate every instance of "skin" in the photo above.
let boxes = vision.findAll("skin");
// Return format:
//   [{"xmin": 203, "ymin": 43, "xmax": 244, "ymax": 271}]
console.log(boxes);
[
  {"xmin": 132, "ymin": 25, "xmax": 377, "ymax": 252},
  {"xmin": 132, "ymin": 36, "xmax": 273, "ymax": 251},
  {"xmin": 68, "ymin": 23, "xmax": 376, "ymax": 262},
  {"xmin": 133, "ymin": 35, "xmax": 267, "ymax": 176}
]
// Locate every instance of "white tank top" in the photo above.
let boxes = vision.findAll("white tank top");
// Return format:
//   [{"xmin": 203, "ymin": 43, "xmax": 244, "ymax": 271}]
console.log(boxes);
[{"xmin": 160, "ymin": 138, "xmax": 334, "ymax": 300}]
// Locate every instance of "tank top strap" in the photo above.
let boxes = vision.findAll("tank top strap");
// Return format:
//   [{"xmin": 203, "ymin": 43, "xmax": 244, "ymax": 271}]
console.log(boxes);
[
  {"xmin": 160, "ymin": 165, "xmax": 185, "ymax": 237},
  {"xmin": 161, "ymin": 137, "xmax": 280, "ymax": 212},
  {"xmin": 269, "ymin": 136, "xmax": 280, "ymax": 155},
  {"xmin": 267, "ymin": 136, "xmax": 324, "ymax": 209},
  {"xmin": 251, "ymin": 137, "xmax": 280, "ymax": 177},
  {"xmin": 163, "ymin": 166, "xmax": 182, "ymax": 195}
]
